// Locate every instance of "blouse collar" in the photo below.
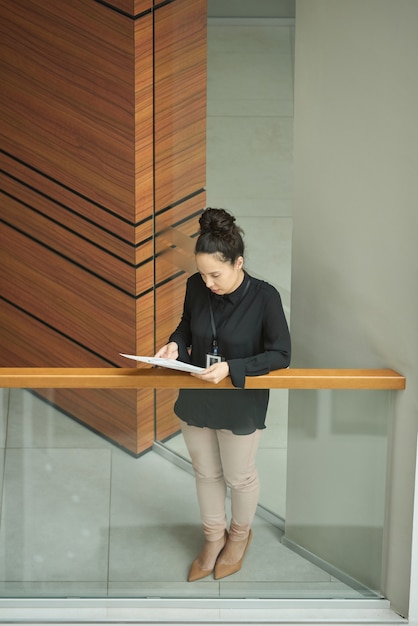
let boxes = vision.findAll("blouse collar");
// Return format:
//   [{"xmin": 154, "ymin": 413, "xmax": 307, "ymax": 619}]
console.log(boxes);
[{"xmin": 212, "ymin": 272, "xmax": 250, "ymax": 305}]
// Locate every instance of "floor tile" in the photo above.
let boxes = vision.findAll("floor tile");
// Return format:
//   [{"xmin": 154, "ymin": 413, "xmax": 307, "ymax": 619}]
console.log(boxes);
[
  {"xmin": 0, "ymin": 448, "xmax": 111, "ymax": 582},
  {"xmin": 218, "ymin": 519, "xmax": 331, "ymax": 584},
  {"xmin": 108, "ymin": 449, "xmax": 202, "ymax": 583}
]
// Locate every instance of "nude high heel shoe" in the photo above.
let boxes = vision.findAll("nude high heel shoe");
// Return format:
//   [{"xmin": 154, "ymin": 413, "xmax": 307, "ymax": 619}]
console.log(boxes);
[
  {"xmin": 214, "ymin": 529, "xmax": 253, "ymax": 580},
  {"xmin": 187, "ymin": 531, "xmax": 228, "ymax": 582}
]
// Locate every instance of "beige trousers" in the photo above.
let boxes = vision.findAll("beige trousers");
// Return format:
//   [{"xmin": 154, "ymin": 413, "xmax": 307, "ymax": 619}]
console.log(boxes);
[{"xmin": 181, "ymin": 422, "xmax": 261, "ymax": 542}]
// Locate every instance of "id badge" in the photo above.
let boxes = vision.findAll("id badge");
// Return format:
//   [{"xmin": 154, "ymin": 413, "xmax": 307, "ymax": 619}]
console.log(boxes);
[{"xmin": 206, "ymin": 353, "xmax": 223, "ymax": 367}]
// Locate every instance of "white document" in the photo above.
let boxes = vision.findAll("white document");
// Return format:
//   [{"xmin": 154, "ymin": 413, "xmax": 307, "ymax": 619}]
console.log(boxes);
[{"xmin": 120, "ymin": 354, "xmax": 205, "ymax": 374}]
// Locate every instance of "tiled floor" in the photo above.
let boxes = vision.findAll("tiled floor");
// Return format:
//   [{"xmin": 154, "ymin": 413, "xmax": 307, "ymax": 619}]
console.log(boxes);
[{"xmin": 0, "ymin": 20, "xmax": 377, "ymax": 604}]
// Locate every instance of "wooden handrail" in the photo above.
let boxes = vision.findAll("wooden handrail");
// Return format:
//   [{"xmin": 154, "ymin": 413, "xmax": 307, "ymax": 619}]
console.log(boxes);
[{"xmin": 0, "ymin": 367, "xmax": 406, "ymax": 390}]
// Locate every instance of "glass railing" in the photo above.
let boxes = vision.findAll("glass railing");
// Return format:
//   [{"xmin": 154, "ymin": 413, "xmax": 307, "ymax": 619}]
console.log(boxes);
[{"xmin": 0, "ymin": 367, "xmax": 405, "ymax": 603}]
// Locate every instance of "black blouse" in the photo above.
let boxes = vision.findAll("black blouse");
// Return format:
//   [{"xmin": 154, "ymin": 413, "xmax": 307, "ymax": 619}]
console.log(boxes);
[{"xmin": 169, "ymin": 271, "xmax": 291, "ymax": 434}]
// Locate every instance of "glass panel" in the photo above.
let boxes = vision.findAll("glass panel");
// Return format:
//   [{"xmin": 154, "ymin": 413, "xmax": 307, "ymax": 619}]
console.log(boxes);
[
  {"xmin": 161, "ymin": 389, "xmax": 289, "ymax": 521},
  {"xmin": 285, "ymin": 389, "xmax": 391, "ymax": 596},
  {"xmin": 0, "ymin": 386, "xmax": 391, "ymax": 600}
]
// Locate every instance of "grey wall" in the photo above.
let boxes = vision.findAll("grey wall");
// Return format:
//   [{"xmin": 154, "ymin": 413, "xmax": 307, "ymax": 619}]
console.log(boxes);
[
  {"xmin": 291, "ymin": 0, "xmax": 418, "ymax": 616},
  {"xmin": 208, "ymin": 0, "xmax": 295, "ymax": 18}
]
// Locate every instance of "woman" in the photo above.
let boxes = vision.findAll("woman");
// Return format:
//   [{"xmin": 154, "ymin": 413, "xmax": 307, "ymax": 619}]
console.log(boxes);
[{"xmin": 155, "ymin": 208, "xmax": 291, "ymax": 581}]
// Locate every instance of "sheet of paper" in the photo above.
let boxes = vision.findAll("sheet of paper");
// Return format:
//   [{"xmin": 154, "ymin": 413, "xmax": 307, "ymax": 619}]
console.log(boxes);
[{"xmin": 120, "ymin": 354, "xmax": 205, "ymax": 374}]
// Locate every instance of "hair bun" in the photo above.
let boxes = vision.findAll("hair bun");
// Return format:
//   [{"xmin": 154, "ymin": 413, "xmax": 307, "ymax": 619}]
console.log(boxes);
[
  {"xmin": 195, "ymin": 207, "xmax": 245, "ymax": 263},
  {"xmin": 199, "ymin": 208, "xmax": 235, "ymax": 237}
]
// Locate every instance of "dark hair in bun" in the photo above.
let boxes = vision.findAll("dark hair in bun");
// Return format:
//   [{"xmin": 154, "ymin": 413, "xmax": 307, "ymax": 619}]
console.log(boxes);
[{"xmin": 195, "ymin": 208, "xmax": 244, "ymax": 264}]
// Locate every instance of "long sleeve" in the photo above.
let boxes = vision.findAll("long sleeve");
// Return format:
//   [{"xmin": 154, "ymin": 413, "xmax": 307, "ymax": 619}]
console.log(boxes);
[
  {"xmin": 227, "ymin": 288, "xmax": 291, "ymax": 388},
  {"xmin": 170, "ymin": 273, "xmax": 292, "ymax": 434}
]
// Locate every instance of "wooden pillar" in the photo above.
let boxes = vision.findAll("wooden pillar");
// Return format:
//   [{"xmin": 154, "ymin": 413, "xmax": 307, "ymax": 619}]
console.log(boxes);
[{"xmin": 0, "ymin": 0, "xmax": 206, "ymax": 454}]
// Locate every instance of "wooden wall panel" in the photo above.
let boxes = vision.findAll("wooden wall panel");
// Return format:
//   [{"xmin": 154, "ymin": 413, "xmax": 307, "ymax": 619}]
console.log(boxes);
[
  {"xmin": 155, "ymin": 388, "xmax": 181, "ymax": 443},
  {"xmin": 0, "ymin": 183, "xmax": 135, "ymax": 292},
  {"xmin": 154, "ymin": 0, "xmax": 207, "ymax": 211},
  {"xmin": 134, "ymin": 13, "xmax": 154, "ymax": 223},
  {"xmin": 0, "ymin": 225, "xmax": 135, "ymax": 363},
  {"xmin": 0, "ymin": 152, "xmax": 134, "ymax": 244},
  {"xmin": 136, "ymin": 388, "xmax": 155, "ymax": 453},
  {"xmin": 99, "ymin": 0, "xmax": 152, "ymax": 17},
  {"xmin": 135, "ymin": 291, "xmax": 154, "ymax": 357},
  {"xmin": 0, "ymin": 0, "xmax": 207, "ymax": 454},
  {"xmin": 0, "ymin": 0, "xmax": 135, "ymax": 218}
]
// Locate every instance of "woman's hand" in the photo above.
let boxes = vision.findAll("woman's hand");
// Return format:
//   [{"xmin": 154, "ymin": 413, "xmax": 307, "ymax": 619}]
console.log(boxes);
[
  {"xmin": 191, "ymin": 361, "xmax": 230, "ymax": 385},
  {"xmin": 154, "ymin": 342, "xmax": 179, "ymax": 360}
]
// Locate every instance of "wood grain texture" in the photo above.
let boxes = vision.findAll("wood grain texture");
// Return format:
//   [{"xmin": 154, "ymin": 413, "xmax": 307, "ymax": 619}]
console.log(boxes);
[
  {"xmin": 0, "ymin": 298, "xmax": 134, "ymax": 367},
  {"xmin": 97, "ymin": 0, "xmax": 152, "ymax": 17},
  {"xmin": 135, "ymin": 291, "xmax": 154, "ymax": 357},
  {"xmin": 0, "ymin": 0, "xmax": 135, "ymax": 218},
  {"xmin": 0, "ymin": 152, "xmax": 135, "ymax": 244},
  {"xmin": 136, "ymin": 388, "xmax": 155, "ymax": 453},
  {"xmin": 0, "ymin": 186, "xmax": 136, "ymax": 292},
  {"xmin": 154, "ymin": 0, "xmax": 207, "ymax": 211},
  {"xmin": 134, "ymin": 13, "xmax": 154, "ymax": 223},
  {"xmin": 0, "ymin": 224, "xmax": 135, "ymax": 362},
  {"xmin": 155, "ymin": 388, "xmax": 181, "ymax": 442},
  {"xmin": 0, "ymin": 367, "xmax": 406, "ymax": 390}
]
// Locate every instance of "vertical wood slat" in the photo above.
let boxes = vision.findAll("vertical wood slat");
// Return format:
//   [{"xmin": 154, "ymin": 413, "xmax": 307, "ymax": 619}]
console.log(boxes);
[
  {"xmin": 154, "ymin": 0, "xmax": 207, "ymax": 212},
  {"xmin": 134, "ymin": 13, "xmax": 154, "ymax": 224}
]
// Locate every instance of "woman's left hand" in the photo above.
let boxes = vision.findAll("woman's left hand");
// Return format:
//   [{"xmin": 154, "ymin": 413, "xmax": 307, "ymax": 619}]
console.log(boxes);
[{"xmin": 191, "ymin": 361, "xmax": 230, "ymax": 384}]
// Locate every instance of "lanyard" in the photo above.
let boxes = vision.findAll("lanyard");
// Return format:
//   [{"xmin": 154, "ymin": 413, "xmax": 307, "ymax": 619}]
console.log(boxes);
[{"xmin": 208, "ymin": 279, "xmax": 251, "ymax": 355}]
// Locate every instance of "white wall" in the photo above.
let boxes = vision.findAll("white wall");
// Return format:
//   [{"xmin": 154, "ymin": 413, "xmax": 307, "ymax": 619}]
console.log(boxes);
[{"xmin": 291, "ymin": 0, "xmax": 418, "ymax": 616}]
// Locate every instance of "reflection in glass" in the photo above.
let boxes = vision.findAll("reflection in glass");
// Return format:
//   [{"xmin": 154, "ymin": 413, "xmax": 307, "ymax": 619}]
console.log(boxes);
[{"xmin": 0, "ymin": 387, "xmax": 391, "ymax": 599}]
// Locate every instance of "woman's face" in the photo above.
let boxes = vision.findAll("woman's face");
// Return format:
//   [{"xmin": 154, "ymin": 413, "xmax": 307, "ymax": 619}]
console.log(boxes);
[{"xmin": 195, "ymin": 253, "xmax": 244, "ymax": 295}]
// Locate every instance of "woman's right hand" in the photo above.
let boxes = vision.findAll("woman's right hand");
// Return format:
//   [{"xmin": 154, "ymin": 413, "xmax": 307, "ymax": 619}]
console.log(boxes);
[{"xmin": 154, "ymin": 341, "xmax": 179, "ymax": 360}]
